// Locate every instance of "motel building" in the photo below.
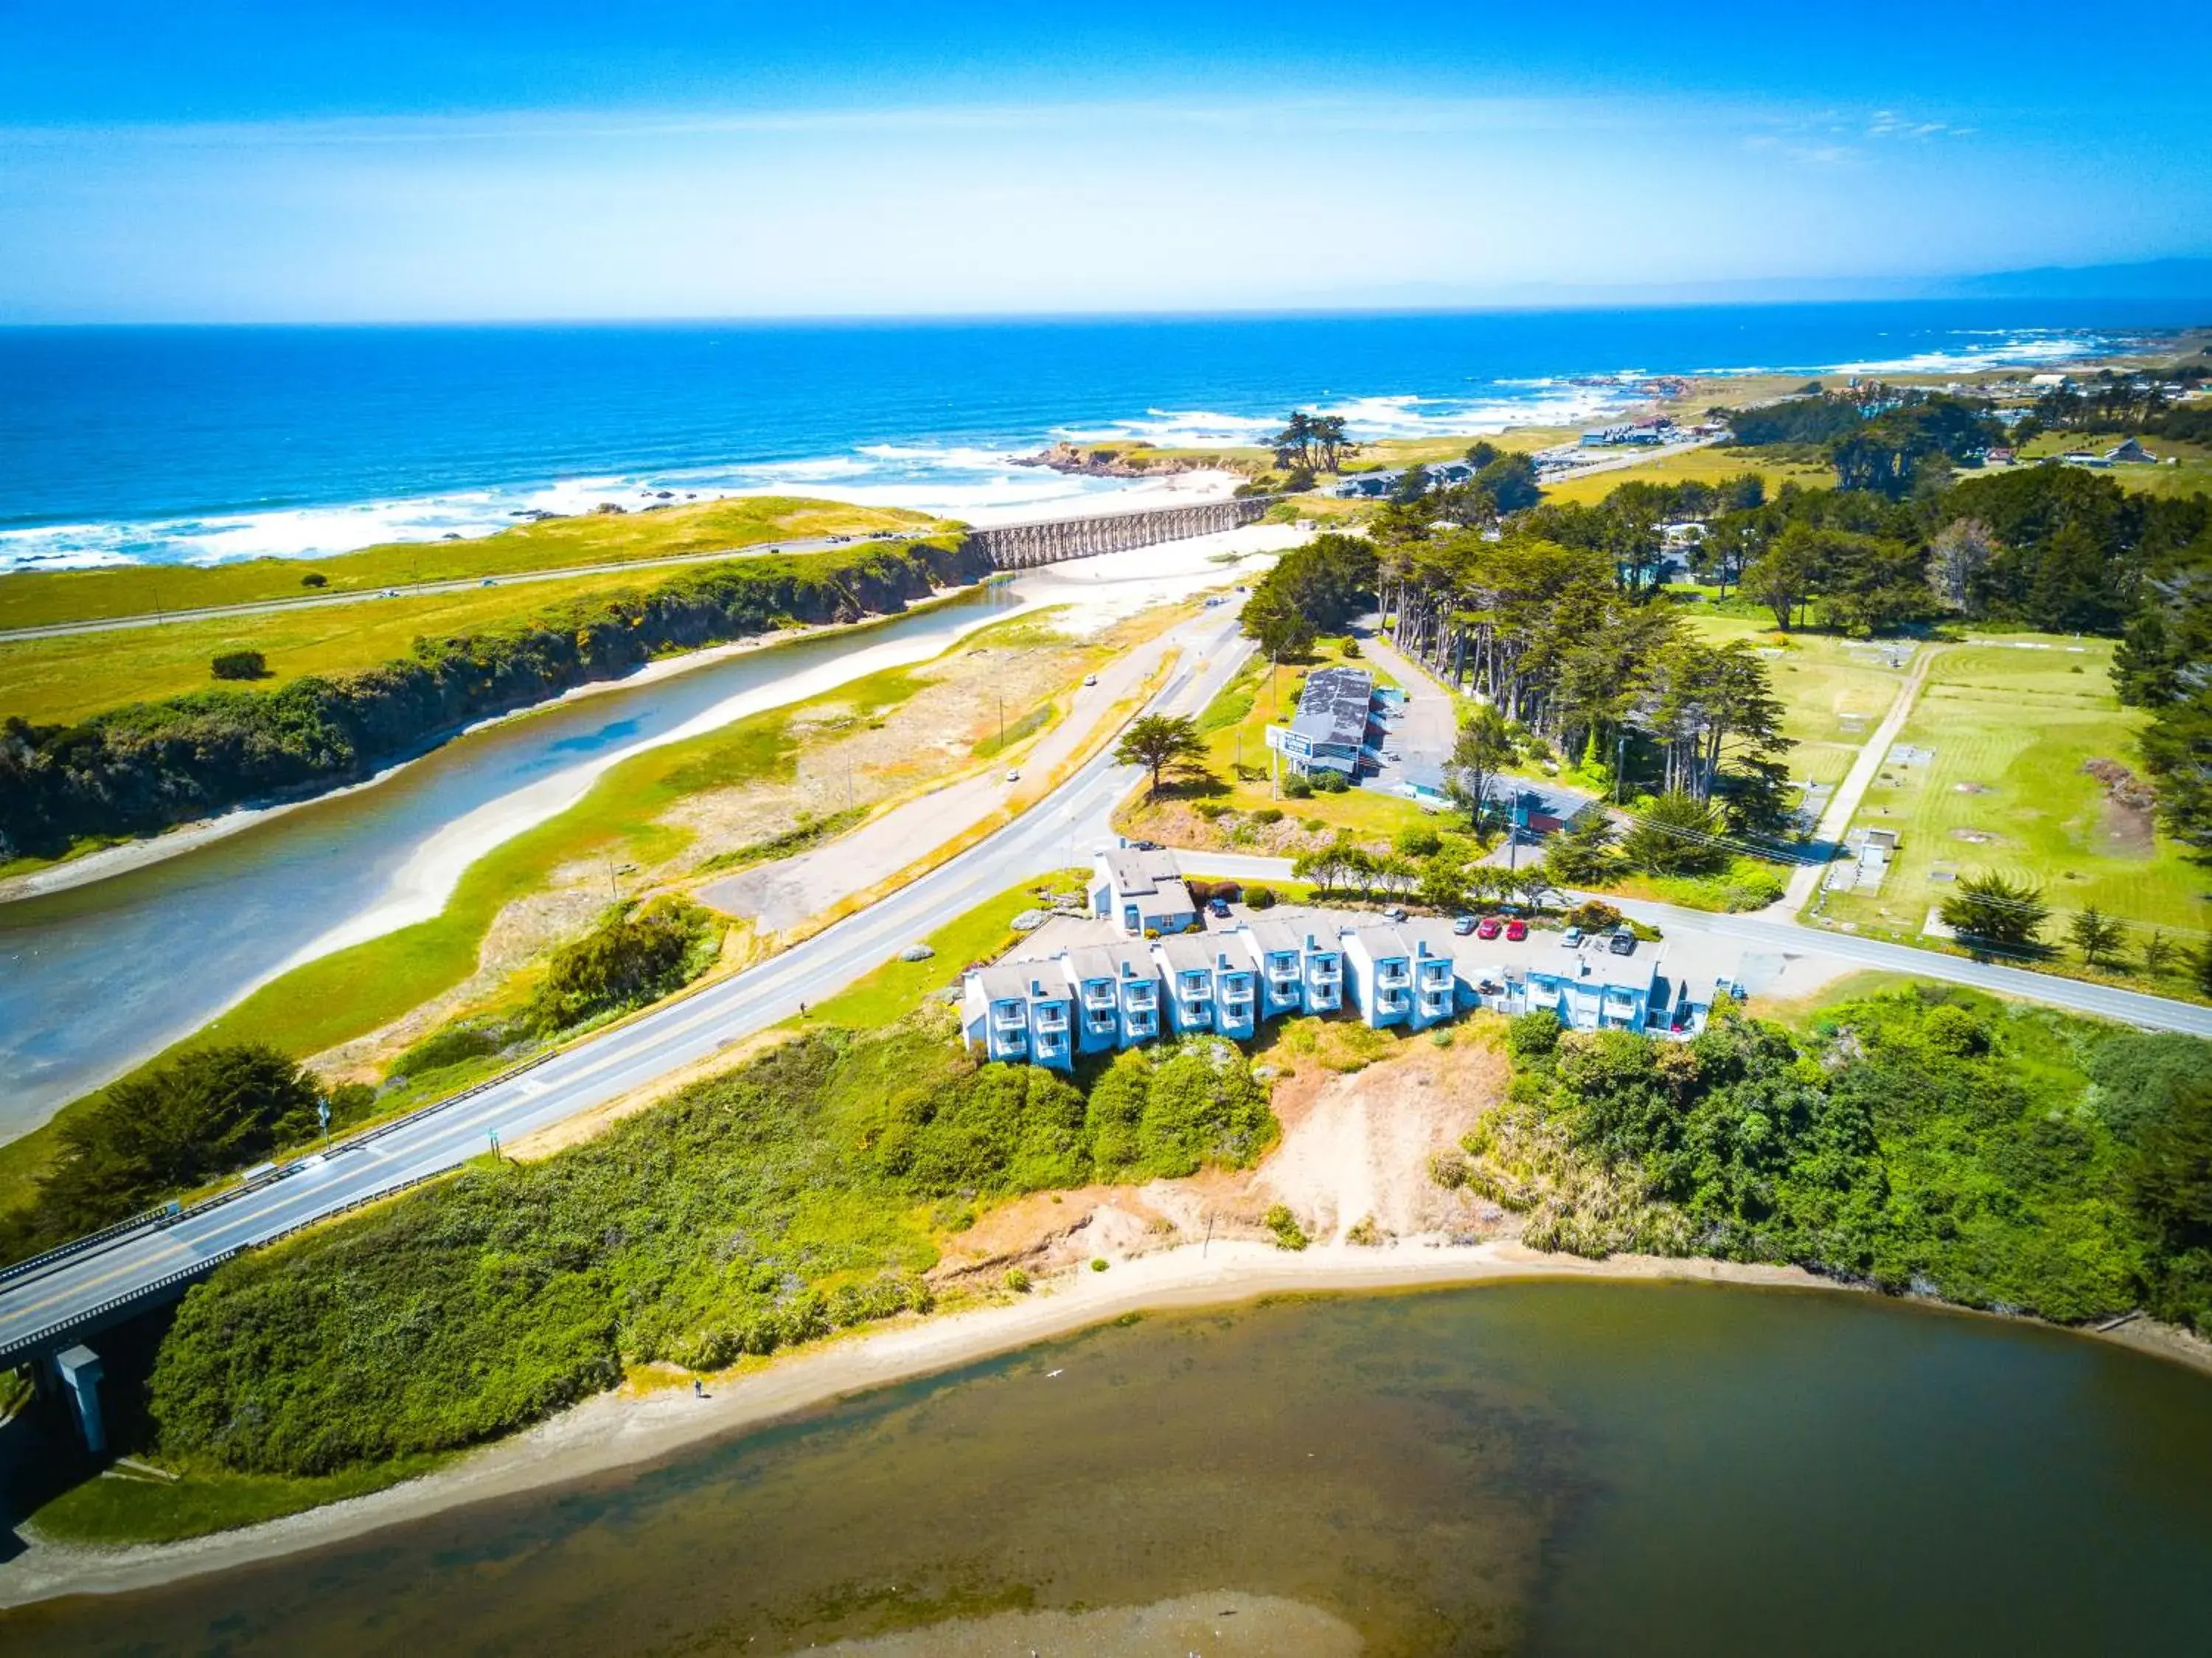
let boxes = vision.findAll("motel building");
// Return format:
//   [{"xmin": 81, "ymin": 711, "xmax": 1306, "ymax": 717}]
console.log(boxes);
[{"xmin": 962, "ymin": 854, "xmax": 1745, "ymax": 1072}]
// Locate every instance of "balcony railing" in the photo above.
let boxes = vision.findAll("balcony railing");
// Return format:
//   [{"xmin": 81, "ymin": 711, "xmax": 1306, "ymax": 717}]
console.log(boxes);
[
  {"xmin": 1221, "ymin": 979, "xmax": 1253, "ymax": 1002},
  {"xmin": 1180, "ymin": 977, "xmax": 1211, "ymax": 1000},
  {"xmin": 1034, "ymin": 1007, "xmax": 1068, "ymax": 1031},
  {"xmin": 1379, "ymin": 993, "xmax": 1408, "ymax": 1012},
  {"xmin": 1267, "ymin": 960, "xmax": 1300, "ymax": 981},
  {"xmin": 1308, "ymin": 962, "xmax": 1341, "ymax": 982},
  {"xmin": 992, "ymin": 1006, "xmax": 1026, "ymax": 1028},
  {"xmin": 1378, "ymin": 969, "xmax": 1410, "ymax": 988},
  {"xmin": 1083, "ymin": 985, "xmax": 1117, "ymax": 1009}
]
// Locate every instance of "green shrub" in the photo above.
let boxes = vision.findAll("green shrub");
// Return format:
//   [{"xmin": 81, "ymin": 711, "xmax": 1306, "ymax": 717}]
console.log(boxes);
[
  {"xmin": 388, "ymin": 1022, "xmax": 507, "ymax": 1081},
  {"xmin": 1245, "ymin": 883, "xmax": 1277, "ymax": 909},
  {"xmin": 1312, "ymin": 769, "xmax": 1350, "ymax": 794},
  {"xmin": 1506, "ymin": 1011, "xmax": 1562, "ymax": 1060},
  {"xmin": 1090, "ymin": 1257, "xmax": 1109, "ymax": 1272},
  {"xmin": 530, "ymin": 896, "xmax": 717, "ymax": 1033},
  {"xmin": 1003, "ymin": 1266, "xmax": 1032, "ymax": 1294},
  {"xmin": 1251, "ymin": 808, "xmax": 1284, "ymax": 826},
  {"xmin": 1194, "ymin": 801, "xmax": 1230, "ymax": 820},
  {"xmin": 1263, "ymin": 1204, "xmax": 1310, "ymax": 1250},
  {"xmin": 299, "ymin": 572, "xmax": 327, "ymax": 589},
  {"xmin": 1281, "ymin": 774, "xmax": 1314, "ymax": 799},
  {"xmin": 209, "ymin": 651, "xmax": 268, "ymax": 681}
]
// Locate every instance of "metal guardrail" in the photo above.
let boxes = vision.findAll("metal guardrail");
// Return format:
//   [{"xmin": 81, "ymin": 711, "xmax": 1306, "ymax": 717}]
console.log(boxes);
[
  {"xmin": 0, "ymin": 1202, "xmax": 178, "ymax": 1291},
  {"xmin": 0, "ymin": 1165, "xmax": 461, "ymax": 1370},
  {"xmin": 0, "ymin": 1049, "xmax": 557, "ymax": 1302}
]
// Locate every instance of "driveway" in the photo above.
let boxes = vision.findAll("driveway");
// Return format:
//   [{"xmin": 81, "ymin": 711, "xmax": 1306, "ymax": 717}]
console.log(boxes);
[{"xmin": 1358, "ymin": 625, "xmax": 1458, "ymax": 794}]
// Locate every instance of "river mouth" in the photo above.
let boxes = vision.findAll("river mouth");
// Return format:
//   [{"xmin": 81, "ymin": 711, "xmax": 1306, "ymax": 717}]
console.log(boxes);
[{"xmin": 8, "ymin": 1281, "xmax": 2210, "ymax": 1656}]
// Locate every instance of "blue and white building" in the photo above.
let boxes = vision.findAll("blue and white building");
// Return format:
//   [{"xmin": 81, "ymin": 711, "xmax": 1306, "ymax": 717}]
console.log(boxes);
[
  {"xmin": 1239, "ymin": 918, "xmax": 1343, "ymax": 1019},
  {"xmin": 1063, "ymin": 942, "xmax": 1164, "ymax": 1055},
  {"xmin": 961, "ymin": 961, "xmax": 1077, "ymax": 1072},
  {"xmin": 1151, "ymin": 934, "xmax": 1259, "ymax": 1039},
  {"xmin": 1340, "ymin": 919, "xmax": 1462, "ymax": 1033},
  {"xmin": 1092, "ymin": 846, "xmax": 1198, "ymax": 937}
]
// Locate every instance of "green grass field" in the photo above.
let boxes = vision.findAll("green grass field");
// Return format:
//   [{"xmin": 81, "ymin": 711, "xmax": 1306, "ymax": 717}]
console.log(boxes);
[
  {"xmin": 1679, "ymin": 613, "xmax": 1910, "ymax": 788},
  {"xmin": 0, "ymin": 496, "xmax": 941, "ymax": 633},
  {"xmin": 0, "ymin": 566, "xmax": 669, "ymax": 725},
  {"xmin": 1818, "ymin": 637, "xmax": 2212, "ymax": 969},
  {"xmin": 2009, "ymin": 429, "xmax": 2212, "ymax": 501},
  {"xmin": 1540, "ymin": 445, "xmax": 1834, "ymax": 505},
  {"xmin": 801, "ymin": 868, "xmax": 1088, "ymax": 1032}
]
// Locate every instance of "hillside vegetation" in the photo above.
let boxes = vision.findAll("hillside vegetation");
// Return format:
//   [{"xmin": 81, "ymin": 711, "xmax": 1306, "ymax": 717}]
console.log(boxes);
[
  {"xmin": 0, "ymin": 536, "xmax": 990, "ymax": 863},
  {"xmin": 1462, "ymin": 988, "xmax": 2212, "ymax": 1331},
  {"xmin": 145, "ymin": 1010, "xmax": 1275, "ymax": 1477}
]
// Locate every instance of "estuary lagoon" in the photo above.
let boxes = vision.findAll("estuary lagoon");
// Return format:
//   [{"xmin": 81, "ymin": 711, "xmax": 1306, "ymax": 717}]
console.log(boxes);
[{"xmin": 7, "ymin": 1281, "xmax": 2210, "ymax": 1655}]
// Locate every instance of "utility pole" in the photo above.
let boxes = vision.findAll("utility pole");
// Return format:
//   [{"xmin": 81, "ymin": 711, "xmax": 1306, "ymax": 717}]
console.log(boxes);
[{"xmin": 1614, "ymin": 732, "xmax": 1628, "ymax": 804}]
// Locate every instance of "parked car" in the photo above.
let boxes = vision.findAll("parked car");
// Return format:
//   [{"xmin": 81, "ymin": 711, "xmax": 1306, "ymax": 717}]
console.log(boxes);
[
  {"xmin": 1004, "ymin": 769, "xmax": 1020, "ymax": 783},
  {"xmin": 1131, "ymin": 839, "xmax": 1161, "ymax": 852},
  {"xmin": 1452, "ymin": 915, "xmax": 1477, "ymax": 935},
  {"xmin": 1609, "ymin": 927, "xmax": 1637, "ymax": 956},
  {"xmin": 1384, "ymin": 750, "xmax": 1402, "ymax": 762},
  {"xmin": 1083, "ymin": 673, "xmax": 1098, "ymax": 686},
  {"xmin": 1208, "ymin": 897, "xmax": 1232, "ymax": 919},
  {"xmin": 1475, "ymin": 915, "xmax": 1503, "ymax": 940},
  {"xmin": 1381, "ymin": 906, "xmax": 1408, "ymax": 922},
  {"xmin": 1562, "ymin": 926, "xmax": 1584, "ymax": 946},
  {"xmin": 1506, "ymin": 918, "xmax": 1528, "ymax": 942}
]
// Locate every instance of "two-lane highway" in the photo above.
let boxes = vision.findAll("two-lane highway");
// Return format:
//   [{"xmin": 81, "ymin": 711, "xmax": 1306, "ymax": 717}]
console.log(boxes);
[{"xmin": 0, "ymin": 606, "xmax": 1256, "ymax": 1363}]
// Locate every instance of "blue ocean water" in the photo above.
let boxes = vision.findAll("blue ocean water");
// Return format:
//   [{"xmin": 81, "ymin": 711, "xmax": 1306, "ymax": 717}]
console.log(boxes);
[{"xmin": 0, "ymin": 300, "xmax": 2195, "ymax": 570}]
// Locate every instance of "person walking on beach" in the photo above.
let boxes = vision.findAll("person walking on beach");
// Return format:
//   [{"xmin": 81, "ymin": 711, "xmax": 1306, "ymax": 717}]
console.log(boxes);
[{"xmin": 693, "ymin": 1378, "xmax": 704, "ymax": 1398}]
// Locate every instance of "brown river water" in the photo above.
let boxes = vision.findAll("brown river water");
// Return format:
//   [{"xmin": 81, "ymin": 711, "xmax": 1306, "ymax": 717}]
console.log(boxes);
[{"xmin": 6, "ymin": 1280, "xmax": 2211, "ymax": 1656}]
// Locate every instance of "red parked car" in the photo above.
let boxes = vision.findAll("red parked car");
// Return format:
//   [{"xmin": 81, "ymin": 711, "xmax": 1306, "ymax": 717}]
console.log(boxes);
[
  {"xmin": 1505, "ymin": 918, "xmax": 1529, "ymax": 941},
  {"xmin": 1475, "ymin": 915, "xmax": 1503, "ymax": 940}
]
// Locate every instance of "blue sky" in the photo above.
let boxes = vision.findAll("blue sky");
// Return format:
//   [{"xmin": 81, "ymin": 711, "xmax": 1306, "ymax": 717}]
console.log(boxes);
[{"xmin": 4, "ymin": 1, "xmax": 2208, "ymax": 321}]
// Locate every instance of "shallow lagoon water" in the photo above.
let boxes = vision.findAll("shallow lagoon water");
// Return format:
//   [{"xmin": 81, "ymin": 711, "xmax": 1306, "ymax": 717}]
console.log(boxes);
[{"xmin": 8, "ymin": 1282, "xmax": 2211, "ymax": 1656}]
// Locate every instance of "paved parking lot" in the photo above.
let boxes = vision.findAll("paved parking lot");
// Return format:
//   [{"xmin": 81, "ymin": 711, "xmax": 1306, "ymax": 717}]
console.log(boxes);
[{"xmin": 1358, "ymin": 626, "xmax": 1458, "ymax": 798}]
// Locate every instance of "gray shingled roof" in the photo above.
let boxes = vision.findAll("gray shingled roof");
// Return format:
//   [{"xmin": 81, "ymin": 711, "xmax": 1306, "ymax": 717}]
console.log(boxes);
[{"xmin": 1289, "ymin": 665, "xmax": 1374, "ymax": 750}]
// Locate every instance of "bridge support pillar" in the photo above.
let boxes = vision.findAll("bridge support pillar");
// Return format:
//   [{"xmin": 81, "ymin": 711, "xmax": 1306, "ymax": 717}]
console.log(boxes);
[{"xmin": 53, "ymin": 1343, "xmax": 106, "ymax": 1454}]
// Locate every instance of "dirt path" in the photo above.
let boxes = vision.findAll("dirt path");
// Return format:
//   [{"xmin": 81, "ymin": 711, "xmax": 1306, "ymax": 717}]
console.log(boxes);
[{"xmin": 1778, "ymin": 641, "xmax": 1942, "ymax": 915}]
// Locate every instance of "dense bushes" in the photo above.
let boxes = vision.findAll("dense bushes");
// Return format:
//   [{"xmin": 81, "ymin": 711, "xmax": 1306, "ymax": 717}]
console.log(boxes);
[
  {"xmin": 147, "ymin": 1012, "xmax": 1278, "ymax": 1476},
  {"xmin": 0, "ymin": 537, "xmax": 990, "ymax": 860},
  {"xmin": 1464, "ymin": 988, "xmax": 2212, "ymax": 1328},
  {"xmin": 530, "ymin": 896, "xmax": 717, "ymax": 1033},
  {"xmin": 5, "ymin": 1047, "xmax": 321, "ymax": 1255}
]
